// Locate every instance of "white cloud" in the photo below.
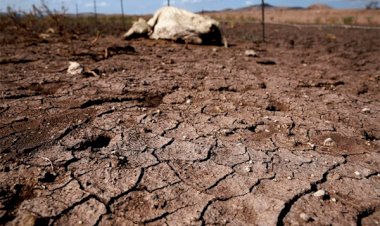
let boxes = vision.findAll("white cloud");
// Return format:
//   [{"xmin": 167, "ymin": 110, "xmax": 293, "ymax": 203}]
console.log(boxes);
[{"xmin": 245, "ymin": 1, "xmax": 253, "ymax": 5}]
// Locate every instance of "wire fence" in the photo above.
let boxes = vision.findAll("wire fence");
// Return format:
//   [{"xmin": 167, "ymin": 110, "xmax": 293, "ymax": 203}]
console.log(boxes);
[
  {"xmin": 4, "ymin": 0, "xmax": 140, "ymax": 34},
  {"xmin": 2, "ymin": 0, "xmax": 378, "ymax": 43},
  {"xmin": 17, "ymin": 0, "xmax": 380, "ymax": 41},
  {"xmin": 0, "ymin": 0, "xmax": 265, "ymax": 38}
]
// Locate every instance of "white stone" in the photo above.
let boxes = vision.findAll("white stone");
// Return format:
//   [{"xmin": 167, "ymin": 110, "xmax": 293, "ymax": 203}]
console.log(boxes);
[
  {"xmin": 313, "ymin": 189, "xmax": 326, "ymax": 197},
  {"xmin": 308, "ymin": 143, "xmax": 316, "ymax": 148},
  {"xmin": 245, "ymin": 166, "xmax": 252, "ymax": 172},
  {"xmin": 67, "ymin": 61, "xmax": 83, "ymax": 75},
  {"xmin": 300, "ymin": 213, "xmax": 311, "ymax": 222},
  {"xmin": 323, "ymin": 137, "xmax": 335, "ymax": 146},
  {"xmin": 245, "ymin": 50, "xmax": 258, "ymax": 57},
  {"xmin": 362, "ymin": 107, "xmax": 371, "ymax": 113}
]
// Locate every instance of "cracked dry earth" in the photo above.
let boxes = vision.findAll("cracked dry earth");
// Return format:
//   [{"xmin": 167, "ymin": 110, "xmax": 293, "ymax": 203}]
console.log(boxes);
[{"xmin": 0, "ymin": 24, "xmax": 380, "ymax": 226}]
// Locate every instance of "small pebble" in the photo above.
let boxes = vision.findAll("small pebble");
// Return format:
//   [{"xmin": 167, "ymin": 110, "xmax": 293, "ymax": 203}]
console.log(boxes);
[
  {"xmin": 186, "ymin": 99, "xmax": 192, "ymax": 104},
  {"xmin": 313, "ymin": 189, "xmax": 326, "ymax": 197},
  {"xmin": 331, "ymin": 197, "xmax": 337, "ymax": 202},
  {"xmin": 331, "ymin": 173, "xmax": 341, "ymax": 180},
  {"xmin": 362, "ymin": 107, "xmax": 371, "ymax": 113},
  {"xmin": 300, "ymin": 213, "xmax": 311, "ymax": 222},
  {"xmin": 221, "ymin": 129, "xmax": 232, "ymax": 136},
  {"xmin": 67, "ymin": 61, "xmax": 83, "ymax": 75},
  {"xmin": 307, "ymin": 143, "xmax": 316, "ymax": 148},
  {"xmin": 245, "ymin": 166, "xmax": 252, "ymax": 172},
  {"xmin": 354, "ymin": 171, "xmax": 361, "ymax": 176},
  {"xmin": 323, "ymin": 137, "xmax": 335, "ymax": 146},
  {"xmin": 245, "ymin": 49, "xmax": 258, "ymax": 57},
  {"xmin": 287, "ymin": 176, "xmax": 292, "ymax": 180},
  {"xmin": 118, "ymin": 156, "xmax": 125, "ymax": 160}
]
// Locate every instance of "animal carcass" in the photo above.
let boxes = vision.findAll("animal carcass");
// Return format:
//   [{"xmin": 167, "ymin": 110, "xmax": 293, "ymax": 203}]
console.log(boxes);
[{"xmin": 124, "ymin": 6, "xmax": 224, "ymax": 45}]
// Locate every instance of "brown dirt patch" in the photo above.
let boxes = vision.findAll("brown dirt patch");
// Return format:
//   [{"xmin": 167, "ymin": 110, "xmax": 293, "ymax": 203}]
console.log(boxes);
[{"xmin": 0, "ymin": 20, "xmax": 379, "ymax": 225}]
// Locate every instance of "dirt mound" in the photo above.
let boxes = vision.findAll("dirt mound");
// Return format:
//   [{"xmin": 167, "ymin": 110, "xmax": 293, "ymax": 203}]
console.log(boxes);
[{"xmin": 307, "ymin": 4, "xmax": 332, "ymax": 10}]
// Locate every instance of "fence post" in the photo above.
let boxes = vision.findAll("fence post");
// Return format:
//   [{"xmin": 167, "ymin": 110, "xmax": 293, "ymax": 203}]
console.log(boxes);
[
  {"xmin": 261, "ymin": 0, "xmax": 265, "ymax": 42},
  {"xmin": 75, "ymin": 3, "xmax": 79, "ymax": 27},
  {"xmin": 120, "ymin": 0, "xmax": 125, "ymax": 28},
  {"xmin": 168, "ymin": 0, "xmax": 170, "ymax": 6},
  {"xmin": 76, "ymin": 3, "xmax": 78, "ymax": 18},
  {"xmin": 93, "ymin": 0, "xmax": 97, "ymax": 28}
]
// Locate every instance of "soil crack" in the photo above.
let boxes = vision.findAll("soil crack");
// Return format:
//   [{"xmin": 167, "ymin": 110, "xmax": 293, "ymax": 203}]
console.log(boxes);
[{"xmin": 276, "ymin": 157, "xmax": 347, "ymax": 226}]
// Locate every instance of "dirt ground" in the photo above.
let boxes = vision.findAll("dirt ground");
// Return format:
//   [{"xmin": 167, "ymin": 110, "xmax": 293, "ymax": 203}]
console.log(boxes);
[
  {"xmin": 0, "ymin": 21, "xmax": 380, "ymax": 226},
  {"xmin": 212, "ymin": 8, "xmax": 380, "ymax": 26}
]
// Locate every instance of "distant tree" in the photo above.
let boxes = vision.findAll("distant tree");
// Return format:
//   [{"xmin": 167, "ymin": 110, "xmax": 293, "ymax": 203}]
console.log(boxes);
[
  {"xmin": 347, "ymin": 0, "xmax": 379, "ymax": 9},
  {"xmin": 366, "ymin": 1, "xmax": 379, "ymax": 9}
]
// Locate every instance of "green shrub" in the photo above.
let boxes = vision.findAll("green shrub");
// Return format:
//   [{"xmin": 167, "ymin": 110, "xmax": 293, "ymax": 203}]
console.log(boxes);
[
  {"xmin": 326, "ymin": 17, "xmax": 339, "ymax": 25},
  {"xmin": 342, "ymin": 16, "xmax": 356, "ymax": 25},
  {"xmin": 314, "ymin": 17, "xmax": 322, "ymax": 24}
]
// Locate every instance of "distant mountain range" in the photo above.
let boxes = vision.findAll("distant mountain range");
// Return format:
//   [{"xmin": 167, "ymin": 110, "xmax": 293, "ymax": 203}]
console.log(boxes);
[
  {"xmin": 2, "ymin": 3, "xmax": 362, "ymax": 18},
  {"xmin": 197, "ymin": 3, "xmax": 276, "ymax": 13},
  {"xmin": 214, "ymin": 3, "xmax": 334, "ymax": 13},
  {"xmin": 237, "ymin": 3, "xmax": 276, "ymax": 10}
]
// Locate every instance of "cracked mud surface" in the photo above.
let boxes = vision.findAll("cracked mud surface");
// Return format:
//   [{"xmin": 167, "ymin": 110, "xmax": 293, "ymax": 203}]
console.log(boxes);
[{"xmin": 1, "ymin": 24, "xmax": 379, "ymax": 225}]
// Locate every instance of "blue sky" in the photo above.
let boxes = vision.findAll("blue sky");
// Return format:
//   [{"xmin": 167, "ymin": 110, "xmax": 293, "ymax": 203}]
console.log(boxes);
[{"xmin": 0, "ymin": 0, "xmax": 373, "ymax": 14}]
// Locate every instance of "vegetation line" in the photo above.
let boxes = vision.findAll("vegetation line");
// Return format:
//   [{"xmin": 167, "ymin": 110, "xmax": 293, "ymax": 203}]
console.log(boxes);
[{"xmin": 223, "ymin": 21, "xmax": 380, "ymax": 30}]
